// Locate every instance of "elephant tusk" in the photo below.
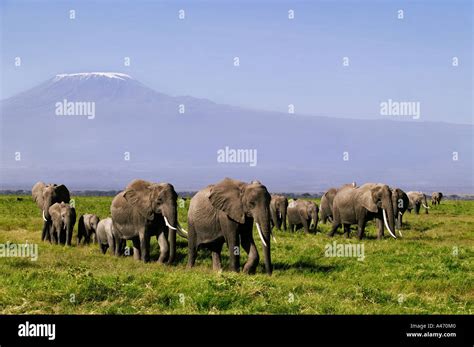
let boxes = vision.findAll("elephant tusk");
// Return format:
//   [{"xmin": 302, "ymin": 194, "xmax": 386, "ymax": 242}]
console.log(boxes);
[
  {"xmin": 399, "ymin": 211, "xmax": 403, "ymax": 216},
  {"xmin": 271, "ymin": 230, "xmax": 277, "ymax": 243},
  {"xmin": 42, "ymin": 210, "xmax": 48, "ymax": 222},
  {"xmin": 382, "ymin": 209, "xmax": 397, "ymax": 239},
  {"xmin": 278, "ymin": 211, "xmax": 282, "ymax": 219},
  {"xmin": 163, "ymin": 216, "xmax": 177, "ymax": 230},
  {"xmin": 256, "ymin": 222, "xmax": 267, "ymax": 248},
  {"xmin": 177, "ymin": 223, "xmax": 188, "ymax": 235},
  {"xmin": 398, "ymin": 229, "xmax": 403, "ymax": 237},
  {"xmin": 422, "ymin": 204, "xmax": 430, "ymax": 209},
  {"xmin": 328, "ymin": 216, "xmax": 333, "ymax": 223}
]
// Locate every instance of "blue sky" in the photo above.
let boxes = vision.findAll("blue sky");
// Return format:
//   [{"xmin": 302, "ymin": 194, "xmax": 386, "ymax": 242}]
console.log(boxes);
[{"xmin": 1, "ymin": 0, "xmax": 472, "ymax": 123}]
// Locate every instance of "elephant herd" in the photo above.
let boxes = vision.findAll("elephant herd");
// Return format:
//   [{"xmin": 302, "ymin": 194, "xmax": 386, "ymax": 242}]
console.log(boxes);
[{"xmin": 31, "ymin": 179, "xmax": 443, "ymax": 275}]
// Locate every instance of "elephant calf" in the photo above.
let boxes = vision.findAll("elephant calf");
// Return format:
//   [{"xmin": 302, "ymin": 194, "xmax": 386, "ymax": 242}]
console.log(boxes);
[
  {"xmin": 287, "ymin": 199, "xmax": 319, "ymax": 233},
  {"xmin": 96, "ymin": 218, "xmax": 125, "ymax": 255},
  {"xmin": 48, "ymin": 202, "xmax": 76, "ymax": 246},
  {"xmin": 77, "ymin": 214, "xmax": 100, "ymax": 245}
]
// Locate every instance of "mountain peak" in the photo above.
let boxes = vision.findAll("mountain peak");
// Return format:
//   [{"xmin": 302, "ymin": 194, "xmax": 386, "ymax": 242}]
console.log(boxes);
[{"xmin": 53, "ymin": 72, "xmax": 132, "ymax": 82}]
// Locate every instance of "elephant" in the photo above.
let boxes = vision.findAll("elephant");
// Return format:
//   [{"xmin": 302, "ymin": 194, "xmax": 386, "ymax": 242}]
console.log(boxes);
[
  {"xmin": 270, "ymin": 194, "xmax": 288, "ymax": 231},
  {"xmin": 32, "ymin": 182, "xmax": 70, "ymax": 242},
  {"xmin": 187, "ymin": 178, "xmax": 273, "ymax": 275},
  {"xmin": 96, "ymin": 217, "xmax": 126, "ymax": 255},
  {"xmin": 287, "ymin": 199, "xmax": 319, "ymax": 233},
  {"xmin": 391, "ymin": 188, "xmax": 409, "ymax": 233},
  {"xmin": 329, "ymin": 183, "xmax": 397, "ymax": 240},
  {"xmin": 407, "ymin": 191, "xmax": 430, "ymax": 214},
  {"xmin": 77, "ymin": 214, "xmax": 100, "ymax": 245},
  {"xmin": 48, "ymin": 202, "xmax": 76, "ymax": 245},
  {"xmin": 431, "ymin": 192, "xmax": 443, "ymax": 205},
  {"xmin": 110, "ymin": 179, "xmax": 188, "ymax": 263},
  {"xmin": 320, "ymin": 183, "xmax": 357, "ymax": 224}
]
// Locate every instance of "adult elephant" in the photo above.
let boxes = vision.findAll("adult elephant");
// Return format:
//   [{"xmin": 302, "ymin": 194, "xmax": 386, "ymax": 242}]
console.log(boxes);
[
  {"xmin": 32, "ymin": 182, "xmax": 70, "ymax": 242},
  {"xmin": 77, "ymin": 214, "xmax": 100, "ymax": 245},
  {"xmin": 320, "ymin": 183, "xmax": 357, "ymax": 224},
  {"xmin": 329, "ymin": 183, "xmax": 396, "ymax": 240},
  {"xmin": 187, "ymin": 178, "xmax": 273, "ymax": 275},
  {"xmin": 110, "ymin": 179, "xmax": 187, "ymax": 263},
  {"xmin": 287, "ymin": 199, "xmax": 319, "ymax": 233},
  {"xmin": 407, "ymin": 191, "xmax": 430, "ymax": 214},
  {"xmin": 431, "ymin": 192, "xmax": 443, "ymax": 205},
  {"xmin": 270, "ymin": 194, "xmax": 288, "ymax": 231},
  {"xmin": 391, "ymin": 188, "xmax": 409, "ymax": 233},
  {"xmin": 48, "ymin": 202, "xmax": 76, "ymax": 245}
]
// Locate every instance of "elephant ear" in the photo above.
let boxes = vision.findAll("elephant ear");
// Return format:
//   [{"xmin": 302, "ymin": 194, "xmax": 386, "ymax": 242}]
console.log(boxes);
[
  {"xmin": 48, "ymin": 203, "xmax": 61, "ymax": 221},
  {"xmin": 32, "ymin": 182, "xmax": 46, "ymax": 210},
  {"xmin": 209, "ymin": 178, "xmax": 245, "ymax": 224},
  {"xmin": 123, "ymin": 188, "xmax": 155, "ymax": 221},
  {"xmin": 361, "ymin": 189, "xmax": 379, "ymax": 213},
  {"xmin": 298, "ymin": 203, "xmax": 310, "ymax": 220},
  {"xmin": 54, "ymin": 184, "xmax": 70, "ymax": 203}
]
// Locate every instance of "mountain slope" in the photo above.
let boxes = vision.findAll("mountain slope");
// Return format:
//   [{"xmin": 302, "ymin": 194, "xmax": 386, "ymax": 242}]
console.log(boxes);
[{"xmin": 1, "ymin": 73, "xmax": 472, "ymax": 193}]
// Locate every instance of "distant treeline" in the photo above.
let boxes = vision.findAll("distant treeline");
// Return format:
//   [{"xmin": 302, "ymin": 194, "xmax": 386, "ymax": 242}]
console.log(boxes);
[{"xmin": 2, "ymin": 190, "xmax": 474, "ymax": 200}]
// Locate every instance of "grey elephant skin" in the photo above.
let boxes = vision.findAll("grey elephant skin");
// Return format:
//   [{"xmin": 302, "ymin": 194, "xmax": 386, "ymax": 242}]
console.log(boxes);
[
  {"xmin": 77, "ymin": 214, "xmax": 99, "ymax": 245},
  {"xmin": 407, "ymin": 191, "xmax": 430, "ymax": 214},
  {"xmin": 187, "ymin": 178, "xmax": 273, "ymax": 275},
  {"xmin": 32, "ymin": 182, "xmax": 70, "ymax": 242},
  {"xmin": 431, "ymin": 192, "xmax": 443, "ymax": 206},
  {"xmin": 96, "ymin": 217, "xmax": 125, "ymax": 255},
  {"xmin": 391, "ymin": 188, "xmax": 409, "ymax": 231},
  {"xmin": 110, "ymin": 179, "xmax": 187, "ymax": 263},
  {"xmin": 287, "ymin": 199, "xmax": 319, "ymax": 233},
  {"xmin": 330, "ymin": 183, "xmax": 397, "ymax": 240},
  {"xmin": 48, "ymin": 202, "xmax": 76, "ymax": 245},
  {"xmin": 270, "ymin": 194, "xmax": 288, "ymax": 231},
  {"xmin": 320, "ymin": 183, "xmax": 356, "ymax": 224}
]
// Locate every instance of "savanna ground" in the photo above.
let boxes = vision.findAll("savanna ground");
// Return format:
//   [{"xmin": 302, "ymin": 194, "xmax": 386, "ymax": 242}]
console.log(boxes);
[{"xmin": 0, "ymin": 195, "xmax": 472, "ymax": 314}]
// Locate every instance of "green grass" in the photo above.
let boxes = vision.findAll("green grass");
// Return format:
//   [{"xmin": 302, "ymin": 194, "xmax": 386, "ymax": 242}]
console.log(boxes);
[{"xmin": 0, "ymin": 195, "xmax": 472, "ymax": 314}]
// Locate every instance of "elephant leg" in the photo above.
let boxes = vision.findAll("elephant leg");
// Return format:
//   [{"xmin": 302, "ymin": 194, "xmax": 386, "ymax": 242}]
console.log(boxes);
[
  {"xmin": 41, "ymin": 221, "xmax": 50, "ymax": 242},
  {"xmin": 343, "ymin": 224, "xmax": 351, "ymax": 238},
  {"xmin": 157, "ymin": 232, "xmax": 170, "ymax": 264},
  {"xmin": 100, "ymin": 244, "xmax": 108, "ymax": 254},
  {"xmin": 186, "ymin": 223, "xmax": 198, "ymax": 269},
  {"xmin": 329, "ymin": 208, "xmax": 341, "ymax": 237},
  {"xmin": 241, "ymin": 231, "xmax": 259, "ymax": 274},
  {"xmin": 139, "ymin": 232, "xmax": 150, "ymax": 262},
  {"xmin": 399, "ymin": 213, "xmax": 403, "ymax": 228},
  {"xmin": 66, "ymin": 228, "xmax": 72, "ymax": 246},
  {"xmin": 49, "ymin": 226, "xmax": 57, "ymax": 244},
  {"xmin": 301, "ymin": 218, "xmax": 310, "ymax": 234},
  {"xmin": 210, "ymin": 241, "xmax": 224, "ymax": 272},
  {"xmin": 221, "ymin": 217, "xmax": 240, "ymax": 272},
  {"xmin": 376, "ymin": 218, "xmax": 384, "ymax": 240},
  {"xmin": 357, "ymin": 220, "xmax": 367, "ymax": 240},
  {"xmin": 167, "ymin": 229, "xmax": 176, "ymax": 265},
  {"xmin": 131, "ymin": 237, "xmax": 141, "ymax": 260}
]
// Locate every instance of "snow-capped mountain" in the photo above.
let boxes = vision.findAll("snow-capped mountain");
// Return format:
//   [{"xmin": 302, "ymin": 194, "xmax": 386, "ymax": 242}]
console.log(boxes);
[{"xmin": 1, "ymin": 73, "xmax": 472, "ymax": 193}]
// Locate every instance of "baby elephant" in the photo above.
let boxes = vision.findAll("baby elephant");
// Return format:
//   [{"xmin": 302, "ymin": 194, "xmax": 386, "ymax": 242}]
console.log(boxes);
[
  {"xmin": 96, "ymin": 218, "xmax": 125, "ymax": 255},
  {"xmin": 48, "ymin": 202, "xmax": 76, "ymax": 246},
  {"xmin": 77, "ymin": 214, "xmax": 100, "ymax": 245}
]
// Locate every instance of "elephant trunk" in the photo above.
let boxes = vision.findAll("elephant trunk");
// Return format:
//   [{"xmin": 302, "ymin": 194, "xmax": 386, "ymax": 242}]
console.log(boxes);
[
  {"xmin": 270, "ymin": 207, "xmax": 280, "ymax": 231},
  {"xmin": 255, "ymin": 210, "xmax": 272, "ymax": 275},
  {"xmin": 382, "ymin": 196, "xmax": 397, "ymax": 239},
  {"xmin": 281, "ymin": 206, "xmax": 287, "ymax": 231}
]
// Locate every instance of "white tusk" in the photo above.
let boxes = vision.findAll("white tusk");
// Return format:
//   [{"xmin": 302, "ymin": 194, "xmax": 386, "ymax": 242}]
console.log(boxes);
[
  {"xmin": 278, "ymin": 211, "xmax": 282, "ymax": 219},
  {"xmin": 256, "ymin": 223, "xmax": 267, "ymax": 248},
  {"xmin": 328, "ymin": 216, "xmax": 333, "ymax": 223},
  {"xmin": 399, "ymin": 211, "xmax": 403, "ymax": 216},
  {"xmin": 177, "ymin": 223, "xmax": 188, "ymax": 235},
  {"xmin": 382, "ymin": 209, "xmax": 397, "ymax": 239},
  {"xmin": 42, "ymin": 210, "xmax": 47, "ymax": 222},
  {"xmin": 271, "ymin": 231, "xmax": 277, "ymax": 243},
  {"xmin": 422, "ymin": 204, "xmax": 430, "ymax": 209},
  {"xmin": 163, "ymin": 216, "xmax": 177, "ymax": 230},
  {"xmin": 398, "ymin": 229, "xmax": 403, "ymax": 237}
]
